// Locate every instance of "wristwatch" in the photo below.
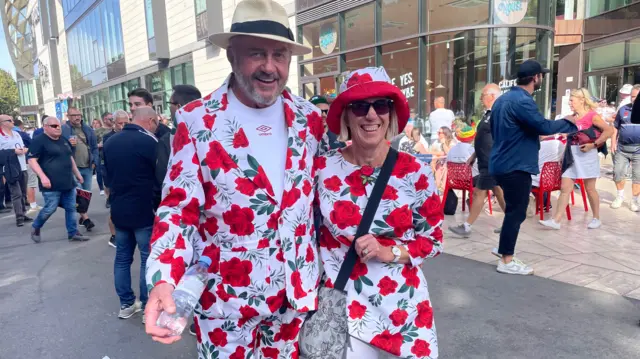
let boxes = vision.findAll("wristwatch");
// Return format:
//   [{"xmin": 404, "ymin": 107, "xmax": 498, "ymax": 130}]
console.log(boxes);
[{"xmin": 391, "ymin": 246, "xmax": 402, "ymax": 263}]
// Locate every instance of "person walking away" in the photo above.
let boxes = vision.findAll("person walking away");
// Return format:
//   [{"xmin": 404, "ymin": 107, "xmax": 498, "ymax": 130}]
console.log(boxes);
[
  {"xmin": 104, "ymin": 107, "xmax": 159, "ymax": 320},
  {"xmin": 62, "ymin": 107, "xmax": 98, "ymax": 231},
  {"xmin": 0, "ymin": 115, "xmax": 32, "ymax": 226},
  {"xmin": 14, "ymin": 118, "xmax": 41, "ymax": 213},
  {"xmin": 128, "ymin": 88, "xmax": 170, "ymax": 139},
  {"xmin": 27, "ymin": 117, "xmax": 89, "ymax": 242},
  {"xmin": 540, "ymin": 88, "xmax": 613, "ymax": 230},
  {"xmin": 490, "ymin": 59, "xmax": 577, "ymax": 275},
  {"xmin": 102, "ymin": 110, "xmax": 130, "ymax": 248},
  {"xmin": 610, "ymin": 85, "xmax": 640, "ymax": 211},
  {"xmin": 428, "ymin": 96, "xmax": 455, "ymax": 143},
  {"xmin": 449, "ymin": 84, "xmax": 507, "ymax": 237},
  {"xmin": 95, "ymin": 112, "xmax": 114, "ymax": 196},
  {"xmin": 308, "ymin": 66, "xmax": 443, "ymax": 358},
  {"xmin": 144, "ymin": 1, "xmax": 325, "ymax": 356},
  {"xmin": 156, "ymin": 85, "xmax": 202, "ymax": 209}
]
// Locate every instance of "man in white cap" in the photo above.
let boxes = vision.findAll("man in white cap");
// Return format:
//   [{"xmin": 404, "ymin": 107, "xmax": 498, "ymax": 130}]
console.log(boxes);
[
  {"xmin": 145, "ymin": 1, "xmax": 324, "ymax": 357},
  {"xmin": 618, "ymin": 84, "xmax": 634, "ymax": 110}
]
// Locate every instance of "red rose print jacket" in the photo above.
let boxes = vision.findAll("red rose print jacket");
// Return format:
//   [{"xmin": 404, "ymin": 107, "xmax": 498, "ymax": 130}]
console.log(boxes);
[
  {"xmin": 146, "ymin": 75, "xmax": 326, "ymax": 321},
  {"xmin": 316, "ymin": 150, "xmax": 444, "ymax": 358}
]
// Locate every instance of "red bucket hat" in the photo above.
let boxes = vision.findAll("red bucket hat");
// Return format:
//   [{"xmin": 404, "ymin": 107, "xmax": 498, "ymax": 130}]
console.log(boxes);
[{"xmin": 326, "ymin": 67, "xmax": 410, "ymax": 135}]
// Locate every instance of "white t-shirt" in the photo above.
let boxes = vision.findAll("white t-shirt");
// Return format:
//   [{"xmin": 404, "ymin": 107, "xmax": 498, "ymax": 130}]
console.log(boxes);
[
  {"xmin": 0, "ymin": 129, "xmax": 27, "ymax": 171},
  {"xmin": 531, "ymin": 139, "xmax": 565, "ymax": 187},
  {"xmin": 446, "ymin": 142, "xmax": 479, "ymax": 177},
  {"xmin": 227, "ymin": 89, "xmax": 287, "ymax": 202},
  {"xmin": 429, "ymin": 108, "xmax": 455, "ymax": 137}
]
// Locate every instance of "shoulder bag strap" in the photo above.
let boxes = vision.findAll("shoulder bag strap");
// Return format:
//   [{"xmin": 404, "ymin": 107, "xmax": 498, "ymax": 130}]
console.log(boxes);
[{"xmin": 333, "ymin": 148, "xmax": 399, "ymax": 292}]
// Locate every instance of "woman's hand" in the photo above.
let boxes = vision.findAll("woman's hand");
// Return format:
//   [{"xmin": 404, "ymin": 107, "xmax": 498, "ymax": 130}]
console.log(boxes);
[{"xmin": 353, "ymin": 234, "xmax": 393, "ymax": 263}]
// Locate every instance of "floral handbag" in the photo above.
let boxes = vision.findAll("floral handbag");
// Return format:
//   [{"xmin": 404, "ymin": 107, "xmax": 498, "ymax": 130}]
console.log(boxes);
[{"xmin": 299, "ymin": 148, "xmax": 398, "ymax": 359}]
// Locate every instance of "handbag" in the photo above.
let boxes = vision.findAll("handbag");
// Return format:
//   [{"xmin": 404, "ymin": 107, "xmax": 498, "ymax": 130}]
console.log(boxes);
[{"xmin": 299, "ymin": 148, "xmax": 399, "ymax": 359}]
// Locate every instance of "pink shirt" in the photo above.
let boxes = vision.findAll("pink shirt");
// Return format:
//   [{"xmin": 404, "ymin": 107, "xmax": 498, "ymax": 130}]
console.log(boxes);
[{"xmin": 575, "ymin": 110, "xmax": 597, "ymax": 131}]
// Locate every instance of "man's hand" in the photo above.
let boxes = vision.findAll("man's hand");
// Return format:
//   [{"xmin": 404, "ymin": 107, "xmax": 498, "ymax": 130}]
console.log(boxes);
[
  {"xmin": 14, "ymin": 148, "xmax": 26, "ymax": 155},
  {"xmin": 145, "ymin": 283, "xmax": 181, "ymax": 344},
  {"xmin": 69, "ymin": 137, "xmax": 77, "ymax": 146},
  {"xmin": 76, "ymin": 174, "xmax": 84, "ymax": 184},
  {"xmin": 40, "ymin": 176, "xmax": 51, "ymax": 189}
]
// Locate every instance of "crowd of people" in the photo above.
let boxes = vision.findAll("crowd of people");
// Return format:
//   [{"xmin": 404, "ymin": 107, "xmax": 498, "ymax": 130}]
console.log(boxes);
[{"xmin": 2, "ymin": 0, "xmax": 639, "ymax": 358}]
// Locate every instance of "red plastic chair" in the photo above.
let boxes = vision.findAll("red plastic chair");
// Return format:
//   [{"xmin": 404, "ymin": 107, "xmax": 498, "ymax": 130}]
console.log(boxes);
[
  {"xmin": 531, "ymin": 162, "xmax": 572, "ymax": 221},
  {"xmin": 441, "ymin": 162, "xmax": 474, "ymax": 212},
  {"xmin": 570, "ymin": 179, "xmax": 589, "ymax": 212}
]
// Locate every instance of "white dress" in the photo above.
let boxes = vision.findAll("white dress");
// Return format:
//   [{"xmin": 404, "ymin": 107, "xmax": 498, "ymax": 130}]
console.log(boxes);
[{"xmin": 562, "ymin": 146, "xmax": 600, "ymax": 179}]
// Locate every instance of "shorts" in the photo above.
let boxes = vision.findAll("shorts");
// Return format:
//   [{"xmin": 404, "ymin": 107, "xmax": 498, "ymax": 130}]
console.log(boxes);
[
  {"xmin": 614, "ymin": 150, "xmax": 640, "ymax": 184},
  {"xmin": 474, "ymin": 170, "xmax": 498, "ymax": 190},
  {"xmin": 27, "ymin": 167, "xmax": 38, "ymax": 188}
]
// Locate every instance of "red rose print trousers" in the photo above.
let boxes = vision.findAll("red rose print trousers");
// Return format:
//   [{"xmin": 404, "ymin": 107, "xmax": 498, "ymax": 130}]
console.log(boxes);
[{"xmin": 192, "ymin": 308, "xmax": 305, "ymax": 359}]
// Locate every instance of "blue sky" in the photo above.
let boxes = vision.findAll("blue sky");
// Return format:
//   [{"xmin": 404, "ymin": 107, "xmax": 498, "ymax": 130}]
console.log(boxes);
[{"xmin": 0, "ymin": 25, "xmax": 16, "ymax": 78}]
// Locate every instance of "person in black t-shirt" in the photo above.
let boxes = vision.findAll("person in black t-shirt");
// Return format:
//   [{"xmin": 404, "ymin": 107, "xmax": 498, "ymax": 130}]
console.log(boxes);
[
  {"xmin": 27, "ymin": 117, "xmax": 89, "ymax": 243},
  {"xmin": 449, "ymin": 84, "xmax": 506, "ymax": 238}
]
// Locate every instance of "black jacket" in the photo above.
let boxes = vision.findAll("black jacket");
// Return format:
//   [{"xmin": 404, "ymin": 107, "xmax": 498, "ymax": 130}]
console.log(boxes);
[
  {"xmin": 0, "ymin": 149, "xmax": 22, "ymax": 183},
  {"xmin": 104, "ymin": 124, "xmax": 158, "ymax": 229}
]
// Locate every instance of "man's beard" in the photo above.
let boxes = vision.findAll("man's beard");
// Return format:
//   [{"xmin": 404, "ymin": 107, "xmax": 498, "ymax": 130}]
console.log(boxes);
[
  {"xmin": 534, "ymin": 78, "xmax": 542, "ymax": 91},
  {"xmin": 233, "ymin": 67, "xmax": 286, "ymax": 107}
]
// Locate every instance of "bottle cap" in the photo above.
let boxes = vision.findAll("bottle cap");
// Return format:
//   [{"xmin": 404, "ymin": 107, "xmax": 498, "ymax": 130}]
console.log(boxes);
[{"xmin": 198, "ymin": 256, "xmax": 212, "ymax": 267}]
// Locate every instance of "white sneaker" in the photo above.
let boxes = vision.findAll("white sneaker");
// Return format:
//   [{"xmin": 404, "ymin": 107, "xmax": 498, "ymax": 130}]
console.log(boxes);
[
  {"xmin": 610, "ymin": 197, "xmax": 624, "ymax": 209},
  {"xmin": 526, "ymin": 195, "xmax": 536, "ymax": 218},
  {"xmin": 539, "ymin": 219, "xmax": 561, "ymax": 230},
  {"xmin": 587, "ymin": 218, "xmax": 602, "ymax": 229},
  {"xmin": 497, "ymin": 258, "xmax": 534, "ymax": 275},
  {"xmin": 630, "ymin": 201, "xmax": 640, "ymax": 212},
  {"xmin": 100, "ymin": 190, "xmax": 105, "ymax": 196}
]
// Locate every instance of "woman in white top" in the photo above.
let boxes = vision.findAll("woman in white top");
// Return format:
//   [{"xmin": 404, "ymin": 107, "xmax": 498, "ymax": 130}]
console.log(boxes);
[
  {"xmin": 0, "ymin": 115, "xmax": 31, "ymax": 226},
  {"xmin": 429, "ymin": 126, "xmax": 457, "ymax": 192}
]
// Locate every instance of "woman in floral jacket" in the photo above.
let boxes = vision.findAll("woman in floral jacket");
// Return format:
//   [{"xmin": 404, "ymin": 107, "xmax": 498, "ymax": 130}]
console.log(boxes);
[{"xmin": 315, "ymin": 67, "xmax": 444, "ymax": 358}]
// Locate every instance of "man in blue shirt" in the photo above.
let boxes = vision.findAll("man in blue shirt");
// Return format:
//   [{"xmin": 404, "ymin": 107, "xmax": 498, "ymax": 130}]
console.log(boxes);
[
  {"xmin": 489, "ymin": 59, "xmax": 577, "ymax": 276},
  {"xmin": 610, "ymin": 85, "xmax": 640, "ymax": 211}
]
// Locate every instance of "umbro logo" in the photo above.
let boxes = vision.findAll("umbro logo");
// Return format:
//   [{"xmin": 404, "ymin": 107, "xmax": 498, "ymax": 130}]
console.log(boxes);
[{"xmin": 256, "ymin": 125, "xmax": 272, "ymax": 136}]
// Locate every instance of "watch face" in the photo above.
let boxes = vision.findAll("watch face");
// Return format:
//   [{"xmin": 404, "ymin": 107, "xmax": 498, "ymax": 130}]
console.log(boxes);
[{"xmin": 392, "ymin": 246, "xmax": 401, "ymax": 256}]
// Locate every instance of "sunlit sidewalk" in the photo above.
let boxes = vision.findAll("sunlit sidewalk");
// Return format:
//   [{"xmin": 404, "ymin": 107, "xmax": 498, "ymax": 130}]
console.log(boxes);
[{"xmin": 443, "ymin": 161, "xmax": 640, "ymax": 299}]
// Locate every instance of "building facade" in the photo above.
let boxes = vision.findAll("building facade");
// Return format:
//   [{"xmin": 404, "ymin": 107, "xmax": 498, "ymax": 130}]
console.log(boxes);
[
  {"xmin": 2, "ymin": 0, "xmax": 300, "ymax": 125},
  {"xmin": 295, "ymin": 0, "xmax": 557, "ymax": 122}
]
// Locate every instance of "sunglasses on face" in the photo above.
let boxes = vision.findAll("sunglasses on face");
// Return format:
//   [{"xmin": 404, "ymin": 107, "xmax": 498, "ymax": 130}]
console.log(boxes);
[
  {"xmin": 320, "ymin": 109, "xmax": 328, "ymax": 115},
  {"xmin": 348, "ymin": 99, "xmax": 393, "ymax": 117},
  {"xmin": 47, "ymin": 124, "xmax": 60, "ymax": 129}
]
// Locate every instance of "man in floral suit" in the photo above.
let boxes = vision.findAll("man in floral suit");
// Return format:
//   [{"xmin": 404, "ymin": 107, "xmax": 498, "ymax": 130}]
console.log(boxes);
[{"xmin": 144, "ymin": 1, "xmax": 325, "ymax": 358}]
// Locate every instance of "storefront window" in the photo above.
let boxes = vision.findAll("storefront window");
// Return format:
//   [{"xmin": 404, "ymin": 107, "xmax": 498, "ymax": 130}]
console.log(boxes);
[
  {"xmin": 381, "ymin": 0, "xmax": 419, "ymax": 41},
  {"xmin": 427, "ymin": 0, "xmax": 488, "ymax": 31},
  {"xmin": 300, "ymin": 16, "xmax": 339, "ymax": 61},
  {"xmin": 585, "ymin": 42, "xmax": 625, "ymax": 72},
  {"xmin": 344, "ymin": 3, "xmax": 375, "ymax": 50},
  {"xmin": 345, "ymin": 48, "xmax": 375, "ymax": 72},
  {"xmin": 628, "ymin": 39, "xmax": 640, "ymax": 65},
  {"xmin": 302, "ymin": 57, "xmax": 339, "ymax": 77},
  {"xmin": 586, "ymin": 0, "xmax": 633, "ymax": 18},
  {"xmin": 382, "ymin": 41, "xmax": 419, "ymax": 113}
]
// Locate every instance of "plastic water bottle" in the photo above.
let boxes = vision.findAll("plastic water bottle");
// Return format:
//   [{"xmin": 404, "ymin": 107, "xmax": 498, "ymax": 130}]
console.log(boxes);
[{"xmin": 156, "ymin": 256, "xmax": 212, "ymax": 336}]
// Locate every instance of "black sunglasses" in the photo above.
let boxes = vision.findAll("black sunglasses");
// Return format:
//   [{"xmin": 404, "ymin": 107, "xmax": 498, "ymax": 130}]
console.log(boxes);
[
  {"xmin": 320, "ymin": 109, "xmax": 328, "ymax": 115},
  {"xmin": 348, "ymin": 100, "xmax": 393, "ymax": 117},
  {"xmin": 47, "ymin": 124, "xmax": 60, "ymax": 129}
]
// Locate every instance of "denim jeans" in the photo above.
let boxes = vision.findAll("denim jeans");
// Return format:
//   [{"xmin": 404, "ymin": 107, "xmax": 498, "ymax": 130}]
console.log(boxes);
[
  {"xmin": 96, "ymin": 163, "xmax": 105, "ymax": 191},
  {"xmin": 114, "ymin": 225, "xmax": 153, "ymax": 307},
  {"xmin": 495, "ymin": 171, "xmax": 532, "ymax": 256},
  {"xmin": 76, "ymin": 167, "xmax": 93, "ymax": 192},
  {"xmin": 32, "ymin": 189, "xmax": 78, "ymax": 237}
]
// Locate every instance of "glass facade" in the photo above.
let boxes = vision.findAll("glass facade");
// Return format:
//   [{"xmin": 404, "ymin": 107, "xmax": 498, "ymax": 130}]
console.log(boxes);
[
  {"xmin": 298, "ymin": 0, "xmax": 555, "ymax": 125},
  {"xmin": 66, "ymin": 0, "xmax": 125, "ymax": 92},
  {"xmin": 585, "ymin": 0, "xmax": 637, "ymax": 18},
  {"xmin": 18, "ymin": 80, "xmax": 37, "ymax": 107},
  {"xmin": 144, "ymin": 62, "xmax": 195, "ymax": 117}
]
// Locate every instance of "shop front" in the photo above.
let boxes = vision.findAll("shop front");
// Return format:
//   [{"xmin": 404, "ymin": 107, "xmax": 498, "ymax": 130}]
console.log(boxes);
[{"xmin": 296, "ymin": 0, "xmax": 556, "ymax": 125}]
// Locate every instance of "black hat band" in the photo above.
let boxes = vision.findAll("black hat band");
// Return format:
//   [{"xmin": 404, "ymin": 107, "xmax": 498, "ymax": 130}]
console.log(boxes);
[{"xmin": 230, "ymin": 20, "xmax": 295, "ymax": 42}]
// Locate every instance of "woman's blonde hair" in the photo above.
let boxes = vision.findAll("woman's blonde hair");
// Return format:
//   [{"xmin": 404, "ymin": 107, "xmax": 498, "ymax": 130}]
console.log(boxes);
[
  {"xmin": 570, "ymin": 88, "xmax": 598, "ymax": 111},
  {"xmin": 337, "ymin": 107, "xmax": 399, "ymax": 142}
]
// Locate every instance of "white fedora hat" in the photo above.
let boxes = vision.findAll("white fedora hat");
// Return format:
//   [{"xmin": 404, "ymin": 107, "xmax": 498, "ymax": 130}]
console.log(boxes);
[{"xmin": 210, "ymin": 0, "xmax": 311, "ymax": 56}]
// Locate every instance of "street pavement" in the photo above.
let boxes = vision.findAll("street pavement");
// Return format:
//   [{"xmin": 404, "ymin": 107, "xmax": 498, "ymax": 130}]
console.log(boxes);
[{"xmin": 1, "ymin": 183, "xmax": 640, "ymax": 359}]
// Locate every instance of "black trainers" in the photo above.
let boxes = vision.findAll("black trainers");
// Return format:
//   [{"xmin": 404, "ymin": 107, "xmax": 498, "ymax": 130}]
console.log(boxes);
[
  {"xmin": 82, "ymin": 218, "xmax": 95, "ymax": 231},
  {"xmin": 16, "ymin": 218, "xmax": 24, "ymax": 227},
  {"xmin": 31, "ymin": 228, "xmax": 41, "ymax": 243},
  {"xmin": 69, "ymin": 233, "xmax": 90, "ymax": 241},
  {"xmin": 189, "ymin": 323, "xmax": 196, "ymax": 336},
  {"xmin": 108, "ymin": 235, "xmax": 116, "ymax": 248},
  {"xmin": 22, "ymin": 216, "xmax": 33, "ymax": 223}
]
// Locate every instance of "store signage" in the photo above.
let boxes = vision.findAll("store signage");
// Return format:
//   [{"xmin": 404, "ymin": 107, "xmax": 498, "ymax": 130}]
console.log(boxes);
[
  {"xmin": 498, "ymin": 78, "xmax": 517, "ymax": 93},
  {"xmin": 319, "ymin": 23, "xmax": 337, "ymax": 55},
  {"xmin": 390, "ymin": 72, "xmax": 415, "ymax": 99},
  {"xmin": 494, "ymin": 0, "xmax": 528, "ymax": 25}
]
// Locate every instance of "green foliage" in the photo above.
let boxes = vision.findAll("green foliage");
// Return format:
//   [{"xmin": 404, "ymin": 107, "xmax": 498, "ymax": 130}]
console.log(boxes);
[{"xmin": 0, "ymin": 69, "xmax": 19, "ymax": 116}]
